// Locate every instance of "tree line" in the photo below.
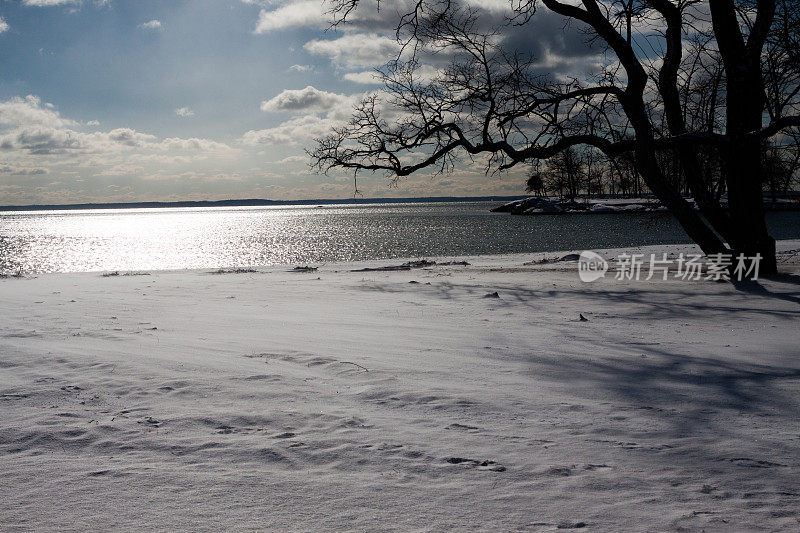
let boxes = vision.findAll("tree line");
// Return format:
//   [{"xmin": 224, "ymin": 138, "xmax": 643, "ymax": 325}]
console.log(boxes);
[{"xmin": 526, "ymin": 140, "xmax": 800, "ymax": 200}]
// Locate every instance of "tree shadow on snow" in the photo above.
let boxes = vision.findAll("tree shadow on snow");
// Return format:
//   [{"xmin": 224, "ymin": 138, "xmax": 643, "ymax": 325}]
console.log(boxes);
[
  {"xmin": 731, "ymin": 273, "xmax": 800, "ymax": 306},
  {"xmin": 358, "ymin": 274, "xmax": 800, "ymax": 462}
]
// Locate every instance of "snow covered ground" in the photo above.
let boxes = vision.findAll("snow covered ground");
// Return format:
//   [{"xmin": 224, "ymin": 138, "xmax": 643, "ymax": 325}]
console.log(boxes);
[
  {"xmin": 492, "ymin": 196, "xmax": 800, "ymax": 215},
  {"xmin": 1, "ymin": 243, "xmax": 799, "ymax": 531}
]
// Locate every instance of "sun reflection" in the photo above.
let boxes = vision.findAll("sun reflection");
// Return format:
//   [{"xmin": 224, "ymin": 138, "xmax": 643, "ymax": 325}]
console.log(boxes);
[{"xmin": 1, "ymin": 203, "xmax": 798, "ymax": 274}]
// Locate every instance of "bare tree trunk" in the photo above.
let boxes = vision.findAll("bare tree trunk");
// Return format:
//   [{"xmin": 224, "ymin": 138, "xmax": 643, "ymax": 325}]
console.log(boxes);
[
  {"xmin": 623, "ymin": 101, "xmax": 729, "ymax": 254},
  {"xmin": 711, "ymin": 0, "xmax": 779, "ymax": 275},
  {"xmin": 723, "ymin": 85, "xmax": 778, "ymax": 274},
  {"xmin": 635, "ymin": 141, "xmax": 730, "ymax": 256},
  {"xmin": 651, "ymin": 0, "xmax": 734, "ymax": 243}
]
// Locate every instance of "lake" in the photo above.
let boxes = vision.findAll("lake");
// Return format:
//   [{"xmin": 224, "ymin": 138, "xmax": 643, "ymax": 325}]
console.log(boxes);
[{"xmin": 1, "ymin": 201, "xmax": 798, "ymax": 274}]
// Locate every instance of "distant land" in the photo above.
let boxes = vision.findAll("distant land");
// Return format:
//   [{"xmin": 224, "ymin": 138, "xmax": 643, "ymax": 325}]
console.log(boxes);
[{"xmin": 0, "ymin": 196, "xmax": 529, "ymax": 212}]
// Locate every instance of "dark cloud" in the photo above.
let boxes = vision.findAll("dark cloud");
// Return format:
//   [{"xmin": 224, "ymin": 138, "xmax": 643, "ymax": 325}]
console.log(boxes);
[{"xmin": 0, "ymin": 165, "xmax": 48, "ymax": 175}]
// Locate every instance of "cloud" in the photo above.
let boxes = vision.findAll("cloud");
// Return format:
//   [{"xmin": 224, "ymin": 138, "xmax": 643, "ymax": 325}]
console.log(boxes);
[
  {"xmin": 157, "ymin": 137, "xmax": 232, "ymax": 152},
  {"xmin": 0, "ymin": 17, "xmax": 8, "ymax": 34},
  {"xmin": 249, "ymin": 85, "xmax": 380, "ymax": 146},
  {"xmin": 251, "ymin": 0, "xmax": 414, "ymax": 34},
  {"xmin": 275, "ymin": 155, "xmax": 307, "ymax": 164},
  {"xmin": 341, "ymin": 66, "xmax": 441, "ymax": 85},
  {"xmin": 304, "ymin": 34, "xmax": 399, "ymax": 69},
  {"xmin": 289, "ymin": 64, "xmax": 313, "ymax": 72},
  {"xmin": 242, "ymin": 114, "xmax": 338, "ymax": 145},
  {"xmin": 174, "ymin": 107, "xmax": 195, "ymax": 117},
  {"xmin": 0, "ymin": 95, "xmax": 78, "ymax": 129},
  {"xmin": 532, "ymin": 48, "xmax": 605, "ymax": 81},
  {"xmin": 259, "ymin": 2, "xmax": 599, "ymax": 79},
  {"xmin": 86, "ymin": 120, "xmax": 100, "ymax": 126},
  {"xmin": 139, "ymin": 20, "xmax": 162, "ymax": 30},
  {"xmin": 342, "ymin": 71, "xmax": 381, "ymax": 85},
  {"xmin": 4, "ymin": 128, "xmax": 83, "ymax": 154},
  {"xmin": 107, "ymin": 128, "xmax": 156, "ymax": 147},
  {"xmin": 0, "ymin": 95, "xmax": 235, "ymax": 157},
  {"xmin": 21, "ymin": 0, "xmax": 78, "ymax": 5},
  {"xmin": 20, "ymin": 0, "xmax": 112, "ymax": 6},
  {"xmin": 260, "ymin": 86, "xmax": 351, "ymax": 113},
  {"xmin": 0, "ymin": 165, "xmax": 48, "ymax": 175},
  {"xmin": 252, "ymin": 0, "xmax": 326, "ymax": 33}
]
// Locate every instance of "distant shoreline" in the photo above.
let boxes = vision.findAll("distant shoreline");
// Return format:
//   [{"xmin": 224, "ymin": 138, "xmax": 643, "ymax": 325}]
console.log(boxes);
[
  {"xmin": 0, "ymin": 196, "xmax": 528, "ymax": 213},
  {"xmin": 492, "ymin": 195, "xmax": 800, "ymax": 215}
]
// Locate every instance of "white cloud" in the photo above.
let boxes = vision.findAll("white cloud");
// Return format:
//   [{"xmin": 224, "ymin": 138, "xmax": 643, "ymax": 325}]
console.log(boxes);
[
  {"xmin": 0, "ymin": 95, "xmax": 235, "ymax": 157},
  {"xmin": 107, "ymin": 128, "xmax": 156, "ymax": 147},
  {"xmin": 21, "ymin": 0, "xmax": 112, "ymax": 6},
  {"xmin": 0, "ymin": 17, "xmax": 9, "ymax": 34},
  {"xmin": 250, "ymin": 0, "xmax": 414, "ymax": 33},
  {"xmin": 253, "ymin": 0, "xmax": 325, "ymax": 33},
  {"xmin": 21, "ymin": 0, "xmax": 78, "ymax": 5},
  {"xmin": 243, "ymin": 87, "xmax": 390, "ymax": 148},
  {"xmin": 86, "ymin": 120, "xmax": 100, "ymax": 126},
  {"xmin": 289, "ymin": 64, "xmax": 313, "ymax": 72},
  {"xmin": 157, "ymin": 137, "xmax": 232, "ymax": 152},
  {"xmin": 242, "ymin": 114, "xmax": 338, "ymax": 145},
  {"xmin": 260, "ymin": 86, "xmax": 350, "ymax": 113},
  {"xmin": 347, "ymin": 63, "xmax": 438, "ymax": 85},
  {"xmin": 0, "ymin": 95, "xmax": 78, "ymax": 129},
  {"xmin": 175, "ymin": 107, "xmax": 195, "ymax": 117},
  {"xmin": 343, "ymin": 71, "xmax": 381, "ymax": 85},
  {"xmin": 276, "ymin": 155, "xmax": 307, "ymax": 164},
  {"xmin": 304, "ymin": 34, "xmax": 399, "ymax": 69},
  {"xmin": 248, "ymin": 85, "xmax": 383, "ymax": 146},
  {"xmin": 139, "ymin": 19, "xmax": 162, "ymax": 30},
  {"xmin": 464, "ymin": 0, "xmax": 512, "ymax": 13},
  {"xmin": 343, "ymin": 66, "xmax": 440, "ymax": 88}
]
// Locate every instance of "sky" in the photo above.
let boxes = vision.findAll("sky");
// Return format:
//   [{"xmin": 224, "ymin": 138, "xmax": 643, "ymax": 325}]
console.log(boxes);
[{"xmin": 0, "ymin": 0, "xmax": 592, "ymax": 205}]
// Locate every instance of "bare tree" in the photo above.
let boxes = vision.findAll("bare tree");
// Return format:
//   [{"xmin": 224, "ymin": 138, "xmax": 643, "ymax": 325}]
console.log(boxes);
[
  {"xmin": 763, "ymin": 137, "xmax": 800, "ymax": 201},
  {"xmin": 546, "ymin": 147, "xmax": 586, "ymax": 200},
  {"xmin": 525, "ymin": 166, "xmax": 547, "ymax": 196},
  {"xmin": 311, "ymin": 0, "xmax": 800, "ymax": 275}
]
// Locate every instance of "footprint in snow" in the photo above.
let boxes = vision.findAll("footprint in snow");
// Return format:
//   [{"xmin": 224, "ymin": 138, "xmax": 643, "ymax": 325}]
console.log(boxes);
[
  {"xmin": 446, "ymin": 423, "xmax": 479, "ymax": 431},
  {"xmin": 138, "ymin": 416, "xmax": 161, "ymax": 427},
  {"xmin": 547, "ymin": 466, "xmax": 573, "ymax": 476},
  {"xmin": 0, "ymin": 393, "xmax": 29, "ymax": 400},
  {"xmin": 557, "ymin": 522, "xmax": 587, "ymax": 529},
  {"xmin": 445, "ymin": 457, "xmax": 506, "ymax": 471}
]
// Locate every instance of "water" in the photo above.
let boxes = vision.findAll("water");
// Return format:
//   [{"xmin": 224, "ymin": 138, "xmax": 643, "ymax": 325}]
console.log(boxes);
[{"xmin": 1, "ymin": 201, "xmax": 798, "ymax": 274}]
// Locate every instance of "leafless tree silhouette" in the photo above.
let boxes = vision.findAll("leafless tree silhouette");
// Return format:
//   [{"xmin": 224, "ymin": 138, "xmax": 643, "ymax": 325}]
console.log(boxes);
[{"xmin": 310, "ymin": 0, "xmax": 800, "ymax": 275}]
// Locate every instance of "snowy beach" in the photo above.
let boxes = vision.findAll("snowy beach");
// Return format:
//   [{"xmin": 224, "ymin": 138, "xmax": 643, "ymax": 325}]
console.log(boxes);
[{"xmin": 2, "ymin": 243, "xmax": 799, "ymax": 531}]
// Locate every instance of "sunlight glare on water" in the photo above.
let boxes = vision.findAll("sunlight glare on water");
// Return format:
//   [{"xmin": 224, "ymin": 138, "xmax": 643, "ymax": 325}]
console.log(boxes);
[{"xmin": 1, "ymin": 202, "xmax": 798, "ymax": 274}]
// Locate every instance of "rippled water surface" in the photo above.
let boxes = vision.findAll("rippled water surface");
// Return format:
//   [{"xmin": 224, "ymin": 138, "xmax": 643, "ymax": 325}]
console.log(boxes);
[{"xmin": 1, "ymin": 202, "xmax": 798, "ymax": 273}]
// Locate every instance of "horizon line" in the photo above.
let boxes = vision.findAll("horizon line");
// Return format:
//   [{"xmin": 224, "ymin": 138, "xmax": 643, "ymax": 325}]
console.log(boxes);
[{"xmin": 0, "ymin": 195, "xmax": 530, "ymax": 212}]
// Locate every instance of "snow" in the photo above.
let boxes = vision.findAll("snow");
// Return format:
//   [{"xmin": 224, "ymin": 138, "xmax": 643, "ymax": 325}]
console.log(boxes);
[
  {"xmin": 1, "ymin": 242, "xmax": 799, "ymax": 531},
  {"xmin": 492, "ymin": 196, "xmax": 800, "ymax": 215},
  {"xmin": 492, "ymin": 196, "xmax": 670, "ymax": 215}
]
